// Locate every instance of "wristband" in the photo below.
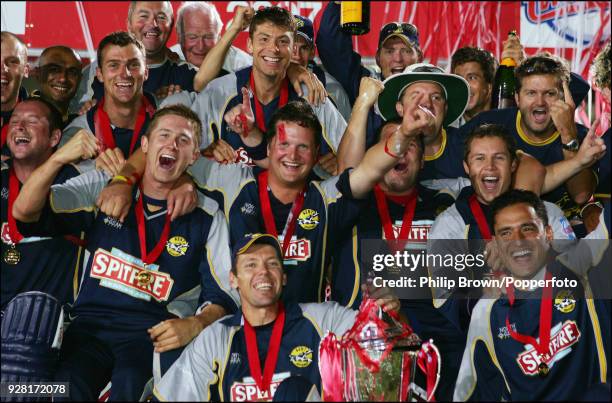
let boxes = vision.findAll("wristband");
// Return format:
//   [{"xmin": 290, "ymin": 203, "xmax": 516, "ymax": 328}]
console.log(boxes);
[{"xmin": 112, "ymin": 175, "xmax": 133, "ymax": 186}]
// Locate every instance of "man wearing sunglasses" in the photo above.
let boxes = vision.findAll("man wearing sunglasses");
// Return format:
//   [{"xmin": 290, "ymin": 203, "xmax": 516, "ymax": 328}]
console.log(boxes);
[
  {"xmin": 33, "ymin": 46, "xmax": 83, "ymax": 127},
  {"xmin": 317, "ymin": 2, "xmax": 423, "ymax": 149},
  {"xmin": 460, "ymin": 54, "xmax": 596, "ymax": 237}
]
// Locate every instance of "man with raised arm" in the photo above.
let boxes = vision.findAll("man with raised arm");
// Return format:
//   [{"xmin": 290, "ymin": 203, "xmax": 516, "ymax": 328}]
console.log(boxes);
[{"xmin": 13, "ymin": 104, "xmax": 237, "ymax": 400}]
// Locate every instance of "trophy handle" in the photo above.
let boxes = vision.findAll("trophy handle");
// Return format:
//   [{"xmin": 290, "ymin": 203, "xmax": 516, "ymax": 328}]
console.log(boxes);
[{"xmin": 417, "ymin": 340, "xmax": 442, "ymax": 402}]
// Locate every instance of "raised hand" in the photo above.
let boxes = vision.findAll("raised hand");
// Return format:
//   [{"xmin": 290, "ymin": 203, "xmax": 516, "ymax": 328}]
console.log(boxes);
[
  {"xmin": 224, "ymin": 87, "xmax": 255, "ymax": 137},
  {"xmin": 550, "ymin": 80, "xmax": 577, "ymax": 140},
  {"xmin": 357, "ymin": 76, "xmax": 384, "ymax": 108},
  {"xmin": 51, "ymin": 129, "xmax": 100, "ymax": 165}
]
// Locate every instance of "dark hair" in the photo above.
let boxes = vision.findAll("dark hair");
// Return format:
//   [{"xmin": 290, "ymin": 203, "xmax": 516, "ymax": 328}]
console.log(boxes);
[
  {"xmin": 96, "ymin": 31, "xmax": 146, "ymax": 66},
  {"xmin": 375, "ymin": 117, "xmax": 425, "ymax": 156},
  {"xmin": 40, "ymin": 45, "xmax": 82, "ymax": 65},
  {"xmin": 20, "ymin": 96, "xmax": 63, "ymax": 133},
  {"xmin": 491, "ymin": 189, "xmax": 549, "ymax": 230},
  {"xmin": 451, "ymin": 46, "xmax": 497, "ymax": 84},
  {"xmin": 249, "ymin": 6, "xmax": 296, "ymax": 39},
  {"xmin": 515, "ymin": 54, "xmax": 570, "ymax": 92},
  {"xmin": 464, "ymin": 123, "xmax": 517, "ymax": 162},
  {"xmin": 265, "ymin": 100, "xmax": 321, "ymax": 148},
  {"xmin": 127, "ymin": 1, "xmax": 174, "ymax": 26},
  {"xmin": 145, "ymin": 104, "xmax": 202, "ymax": 148}
]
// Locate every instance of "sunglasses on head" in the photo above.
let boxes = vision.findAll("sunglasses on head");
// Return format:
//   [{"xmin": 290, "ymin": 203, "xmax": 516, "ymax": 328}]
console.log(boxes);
[
  {"xmin": 382, "ymin": 22, "xmax": 418, "ymax": 36},
  {"xmin": 521, "ymin": 57, "xmax": 562, "ymax": 74}
]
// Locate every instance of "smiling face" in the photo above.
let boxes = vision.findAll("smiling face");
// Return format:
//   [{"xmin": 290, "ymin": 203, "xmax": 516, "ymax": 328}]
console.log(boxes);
[
  {"xmin": 379, "ymin": 122, "xmax": 423, "ymax": 194},
  {"xmin": 516, "ymin": 74, "xmax": 562, "ymax": 138},
  {"xmin": 464, "ymin": 136, "xmax": 516, "ymax": 205},
  {"xmin": 396, "ymin": 81, "xmax": 447, "ymax": 142},
  {"xmin": 453, "ymin": 61, "xmax": 491, "ymax": 117},
  {"xmin": 96, "ymin": 44, "xmax": 148, "ymax": 106},
  {"xmin": 128, "ymin": 1, "xmax": 173, "ymax": 60},
  {"xmin": 38, "ymin": 47, "xmax": 82, "ymax": 107},
  {"xmin": 141, "ymin": 114, "xmax": 199, "ymax": 186},
  {"xmin": 1, "ymin": 34, "xmax": 29, "ymax": 111},
  {"xmin": 267, "ymin": 121, "xmax": 318, "ymax": 188},
  {"xmin": 7, "ymin": 101, "xmax": 60, "ymax": 163},
  {"xmin": 180, "ymin": 7, "xmax": 220, "ymax": 66},
  {"xmin": 291, "ymin": 35, "xmax": 314, "ymax": 67},
  {"xmin": 248, "ymin": 22, "xmax": 293, "ymax": 81},
  {"xmin": 494, "ymin": 202, "xmax": 552, "ymax": 280},
  {"xmin": 377, "ymin": 37, "xmax": 419, "ymax": 79},
  {"xmin": 230, "ymin": 243, "xmax": 286, "ymax": 309}
]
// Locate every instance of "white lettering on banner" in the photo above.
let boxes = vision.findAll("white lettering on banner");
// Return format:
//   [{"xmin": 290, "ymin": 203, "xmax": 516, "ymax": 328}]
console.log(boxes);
[
  {"xmin": 516, "ymin": 320, "xmax": 581, "ymax": 375},
  {"xmin": 230, "ymin": 373, "xmax": 290, "ymax": 402},
  {"xmin": 520, "ymin": 2, "xmax": 609, "ymax": 47},
  {"xmin": 90, "ymin": 248, "xmax": 174, "ymax": 302}
]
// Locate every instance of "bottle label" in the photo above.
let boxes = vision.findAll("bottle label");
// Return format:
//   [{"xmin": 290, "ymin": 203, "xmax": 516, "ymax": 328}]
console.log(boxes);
[{"xmin": 341, "ymin": 1, "xmax": 363, "ymax": 24}]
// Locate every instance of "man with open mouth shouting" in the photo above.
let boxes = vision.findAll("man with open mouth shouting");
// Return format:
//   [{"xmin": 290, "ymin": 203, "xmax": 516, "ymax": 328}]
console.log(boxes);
[{"xmin": 12, "ymin": 104, "xmax": 237, "ymax": 401}]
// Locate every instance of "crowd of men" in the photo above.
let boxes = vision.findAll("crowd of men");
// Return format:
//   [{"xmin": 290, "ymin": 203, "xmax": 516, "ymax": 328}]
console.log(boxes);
[{"xmin": 1, "ymin": 1, "xmax": 610, "ymax": 402}]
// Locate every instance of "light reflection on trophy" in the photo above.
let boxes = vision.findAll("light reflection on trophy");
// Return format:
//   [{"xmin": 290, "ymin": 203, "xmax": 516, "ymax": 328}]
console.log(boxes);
[{"xmin": 319, "ymin": 298, "xmax": 441, "ymax": 402}]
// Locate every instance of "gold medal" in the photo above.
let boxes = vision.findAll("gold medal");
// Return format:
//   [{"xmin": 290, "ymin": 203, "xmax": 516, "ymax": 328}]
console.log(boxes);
[
  {"xmin": 538, "ymin": 361, "xmax": 549, "ymax": 377},
  {"xmin": 4, "ymin": 247, "xmax": 21, "ymax": 265},
  {"xmin": 137, "ymin": 269, "xmax": 153, "ymax": 287}
]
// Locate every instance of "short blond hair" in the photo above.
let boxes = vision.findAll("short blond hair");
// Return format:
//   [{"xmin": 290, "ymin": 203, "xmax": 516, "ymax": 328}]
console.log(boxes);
[
  {"xmin": 593, "ymin": 41, "xmax": 611, "ymax": 90},
  {"xmin": 145, "ymin": 104, "xmax": 202, "ymax": 149}
]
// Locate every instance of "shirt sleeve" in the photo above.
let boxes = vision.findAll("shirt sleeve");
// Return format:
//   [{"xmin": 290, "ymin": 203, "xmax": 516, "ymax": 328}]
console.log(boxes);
[
  {"xmin": 310, "ymin": 89, "xmax": 348, "ymax": 154},
  {"xmin": 319, "ymin": 170, "xmax": 366, "ymax": 242},
  {"xmin": 199, "ymin": 203, "xmax": 240, "ymax": 313},
  {"xmin": 17, "ymin": 169, "xmax": 108, "ymax": 237},
  {"xmin": 315, "ymin": 1, "xmax": 371, "ymax": 104},
  {"xmin": 59, "ymin": 114, "xmax": 90, "ymax": 147},
  {"xmin": 453, "ymin": 299, "xmax": 509, "ymax": 401},
  {"xmin": 301, "ymin": 301, "xmax": 358, "ymax": 336},
  {"xmin": 153, "ymin": 322, "xmax": 230, "ymax": 401}
]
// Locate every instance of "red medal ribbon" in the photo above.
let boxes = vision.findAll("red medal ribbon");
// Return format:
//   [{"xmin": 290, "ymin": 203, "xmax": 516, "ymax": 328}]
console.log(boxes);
[
  {"xmin": 94, "ymin": 96, "xmax": 152, "ymax": 155},
  {"xmin": 258, "ymin": 171, "xmax": 305, "ymax": 259},
  {"xmin": 468, "ymin": 193, "xmax": 492, "ymax": 240},
  {"xmin": 7, "ymin": 167, "xmax": 24, "ymax": 245},
  {"xmin": 373, "ymin": 185, "xmax": 418, "ymax": 252},
  {"xmin": 249, "ymin": 71, "xmax": 289, "ymax": 133},
  {"xmin": 1, "ymin": 123, "xmax": 9, "ymax": 149},
  {"xmin": 134, "ymin": 188, "xmax": 171, "ymax": 266},
  {"xmin": 243, "ymin": 303, "xmax": 286, "ymax": 396},
  {"xmin": 505, "ymin": 270, "xmax": 554, "ymax": 365}
]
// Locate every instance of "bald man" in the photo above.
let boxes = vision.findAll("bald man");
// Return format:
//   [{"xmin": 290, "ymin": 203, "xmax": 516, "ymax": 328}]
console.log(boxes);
[{"xmin": 1, "ymin": 31, "xmax": 29, "ymax": 149}]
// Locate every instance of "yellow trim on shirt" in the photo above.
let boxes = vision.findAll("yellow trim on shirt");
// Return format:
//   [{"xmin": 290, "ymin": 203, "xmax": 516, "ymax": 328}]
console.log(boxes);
[
  {"xmin": 515, "ymin": 111, "xmax": 559, "ymax": 146},
  {"xmin": 424, "ymin": 128, "xmax": 447, "ymax": 161}
]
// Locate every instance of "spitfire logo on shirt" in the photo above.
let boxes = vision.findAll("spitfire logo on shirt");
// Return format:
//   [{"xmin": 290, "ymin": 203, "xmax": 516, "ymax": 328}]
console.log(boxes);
[
  {"xmin": 230, "ymin": 372, "xmax": 290, "ymax": 402},
  {"xmin": 234, "ymin": 147, "xmax": 255, "ymax": 166},
  {"xmin": 90, "ymin": 248, "xmax": 174, "ymax": 302},
  {"xmin": 279, "ymin": 235, "xmax": 311, "ymax": 263},
  {"xmin": 516, "ymin": 320, "xmax": 581, "ymax": 376},
  {"xmin": 387, "ymin": 219, "xmax": 434, "ymax": 249}
]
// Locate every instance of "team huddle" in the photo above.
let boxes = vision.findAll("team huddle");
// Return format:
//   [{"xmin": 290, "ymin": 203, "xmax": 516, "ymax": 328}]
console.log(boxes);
[{"xmin": 1, "ymin": 1, "xmax": 610, "ymax": 402}]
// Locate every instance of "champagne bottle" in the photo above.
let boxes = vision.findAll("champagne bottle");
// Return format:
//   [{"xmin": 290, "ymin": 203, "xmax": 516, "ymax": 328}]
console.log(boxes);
[
  {"xmin": 491, "ymin": 31, "xmax": 518, "ymax": 109},
  {"xmin": 340, "ymin": 1, "xmax": 370, "ymax": 35}
]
